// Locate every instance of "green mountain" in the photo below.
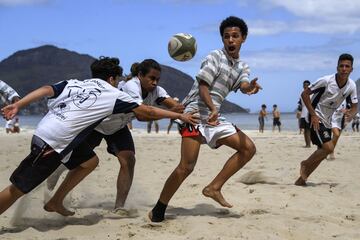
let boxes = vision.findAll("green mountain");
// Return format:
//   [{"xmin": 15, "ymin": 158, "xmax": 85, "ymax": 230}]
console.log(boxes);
[{"xmin": 0, "ymin": 45, "xmax": 248, "ymax": 114}]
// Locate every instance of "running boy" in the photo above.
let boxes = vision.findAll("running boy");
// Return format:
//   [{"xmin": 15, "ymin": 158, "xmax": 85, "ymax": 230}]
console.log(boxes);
[{"xmin": 295, "ymin": 53, "xmax": 358, "ymax": 186}]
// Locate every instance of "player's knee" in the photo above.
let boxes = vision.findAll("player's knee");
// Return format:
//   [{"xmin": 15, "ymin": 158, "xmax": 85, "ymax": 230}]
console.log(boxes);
[
  {"xmin": 118, "ymin": 152, "xmax": 136, "ymax": 170},
  {"xmin": 322, "ymin": 143, "xmax": 334, "ymax": 154},
  {"xmin": 177, "ymin": 162, "xmax": 195, "ymax": 176},
  {"xmin": 240, "ymin": 139, "xmax": 256, "ymax": 159},
  {"xmin": 81, "ymin": 156, "xmax": 99, "ymax": 170}
]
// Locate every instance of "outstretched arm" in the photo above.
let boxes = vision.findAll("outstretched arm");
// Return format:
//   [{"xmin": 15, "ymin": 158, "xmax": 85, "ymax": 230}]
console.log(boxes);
[
  {"xmin": 161, "ymin": 97, "xmax": 185, "ymax": 113},
  {"xmin": 133, "ymin": 105, "xmax": 199, "ymax": 125},
  {"xmin": 239, "ymin": 78, "xmax": 262, "ymax": 95},
  {"xmin": 2, "ymin": 86, "xmax": 54, "ymax": 120}
]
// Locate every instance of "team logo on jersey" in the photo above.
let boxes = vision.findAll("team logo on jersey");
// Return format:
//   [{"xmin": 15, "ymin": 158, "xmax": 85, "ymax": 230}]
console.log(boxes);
[
  {"xmin": 323, "ymin": 131, "xmax": 330, "ymax": 139},
  {"xmin": 68, "ymin": 86, "xmax": 102, "ymax": 109}
]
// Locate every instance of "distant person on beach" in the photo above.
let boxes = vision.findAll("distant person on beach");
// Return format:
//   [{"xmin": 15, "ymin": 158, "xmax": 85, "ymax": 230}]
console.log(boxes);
[
  {"xmin": 5, "ymin": 117, "xmax": 21, "ymax": 134},
  {"xmin": 297, "ymin": 80, "xmax": 311, "ymax": 147},
  {"xmin": 0, "ymin": 57, "xmax": 197, "ymax": 216},
  {"xmin": 167, "ymin": 97, "xmax": 180, "ymax": 134},
  {"xmin": 258, "ymin": 104, "xmax": 267, "ymax": 133},
  {"xmin": 147, "ymin": 120, "xmax": 159, "ymax": 133},
  {"xmin": 149, "ymin": 16, "xmax": 262, "ymax": 222},
  {"xmin": 0, "ymin": 80, "xmax": 20, "ymax": 106},
  {"xmin": 1, "ymin": 80, "xmax": 21, "ymax": 134},
  {"xmin": 118, "ymin": 63, "xmax": 137, "ymax": 130},
  {"xmin": 296, "ymin": 110, "xmax": 302, "ymax": 134},
  {"xmin": 45, "ymin": 59, "xmax": 188, "ymax": 216},
  {"xmin": 295, "ymin": 53, "xmax": 358, "ymax": 186},
  {"xmin": 352, "ymin": 113, "xmax": 360, "ymax": 132},
  {"xmin": 13, "ymin": 117, "xmax": 20, "ymax": 133},
  {"xmin": 272, "ymin": 104, "xmax": 281, "ymax": 132}
]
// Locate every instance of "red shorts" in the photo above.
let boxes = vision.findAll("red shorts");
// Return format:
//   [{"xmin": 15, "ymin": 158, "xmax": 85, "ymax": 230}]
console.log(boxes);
[{"xmin": 179, "ymin": 123, "xmax": 201, "ymax": 137}]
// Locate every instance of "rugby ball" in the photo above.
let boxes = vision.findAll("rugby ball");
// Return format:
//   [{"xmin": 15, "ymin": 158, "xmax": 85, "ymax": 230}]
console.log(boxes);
[{"xmin": 168, "ymin": 33, "xmax": 197, "ymax": 61}]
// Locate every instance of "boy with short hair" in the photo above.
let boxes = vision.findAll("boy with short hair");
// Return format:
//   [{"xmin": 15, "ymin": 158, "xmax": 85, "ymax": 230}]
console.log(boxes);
[{"xmin": 295, "ymin": 53, "xmax": 358, "ymax": 186}]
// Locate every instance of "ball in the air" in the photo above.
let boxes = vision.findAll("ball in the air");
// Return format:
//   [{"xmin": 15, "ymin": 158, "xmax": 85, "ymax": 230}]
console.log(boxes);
[{"xmin": 168, "ymin": 33, "xmax": 197, "ymax": 61}]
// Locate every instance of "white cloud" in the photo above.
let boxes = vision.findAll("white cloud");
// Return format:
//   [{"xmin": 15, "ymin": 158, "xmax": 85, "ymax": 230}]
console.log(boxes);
[
  {"xmin": 236, "ymin": 0, "xmax": 360, "ymax": 35},
  {"xmin": 244, "ymin": 40, "xmax": 360, "ymax": 72},
  {"xmin": 267, "ymin": 0, "xmax": 360, "ymax": 19},
  {"xmin": 0, "ymin": 0, "xmax": 48, "ymax": 6},
  {"xmin": 249, "ymin": 20, "xmax": 288, "ymax": 36},
  {"xmin": 246, "ymin": 51, "xmax": 335, "ymax": 71}
]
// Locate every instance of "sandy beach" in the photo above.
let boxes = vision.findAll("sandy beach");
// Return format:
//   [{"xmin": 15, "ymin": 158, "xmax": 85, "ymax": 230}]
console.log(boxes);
[{"xmin": 0, "ymin": 129, "xmax": 359, "ymax": 240}]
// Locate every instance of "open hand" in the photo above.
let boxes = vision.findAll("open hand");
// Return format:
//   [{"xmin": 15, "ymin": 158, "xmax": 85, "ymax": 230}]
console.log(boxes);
[
  {"xmin": 247, "ymin": 78, "xmax": 262, "ymax": 95},
  {"xmin": 310, "ymin": 114, "xmax": 320, "ymax": 131},
  {"xmin": 179, "ymin": 112, "xmax": 199, "ymax": 125},
  {"xmin": 207, "ymin": 109, "xmax": 219, "ymax": 126},
  {"xmin": 1, "ymin": 104, "xmax": 19, "ymax": 120}
]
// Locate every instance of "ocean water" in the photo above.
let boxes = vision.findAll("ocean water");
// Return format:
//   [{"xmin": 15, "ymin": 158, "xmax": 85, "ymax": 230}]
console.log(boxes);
[{"xmin": 0, "ymin": 113, "xmax": 301, "ymax": 131}]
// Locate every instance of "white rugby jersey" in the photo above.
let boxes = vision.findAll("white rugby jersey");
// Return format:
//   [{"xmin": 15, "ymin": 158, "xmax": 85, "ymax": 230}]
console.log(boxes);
[
  {"xmin": 0, "ymin": 80, "xmax": 20, "ymax": 104},
  {"xmin": 34, "ymin": 78, "xmax": 141, "ymax": 157},
  {"xmin": 94, "ymin": 76, "xmax": 170, "ymax": 135},
  {"xmin": 309, "ymin": 74, "xmax": 358, "ymax": 128}
]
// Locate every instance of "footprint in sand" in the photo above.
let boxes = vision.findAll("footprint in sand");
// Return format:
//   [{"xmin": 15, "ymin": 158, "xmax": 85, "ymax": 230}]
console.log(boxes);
[
  {"xmin": 248, "ymin": 209, "xmax": 269, "ymax": 215},
  {"xmin": 237, "ymin": 171, "xmax": 277, "ymax": 185}
]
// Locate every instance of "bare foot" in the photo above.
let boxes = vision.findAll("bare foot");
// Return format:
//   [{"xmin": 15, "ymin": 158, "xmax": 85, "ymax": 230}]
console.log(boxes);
[
  {"xmin": 44, "ymin": 201, "xmax": 75, "ymax": 216},
  {"xmin": 300, "ymin": 161, "xmax": 308, "ymax": 181},
  {"xmin": 294, "ymin": 161, "xmax": 308, "ymax": 186},
  {"xmin": 294, "ymin": 176, "xmax": 307, "ymax": 186},
  {"xmin": 202, "ymin": 186, "xmax": 232, "ymax": 208}
]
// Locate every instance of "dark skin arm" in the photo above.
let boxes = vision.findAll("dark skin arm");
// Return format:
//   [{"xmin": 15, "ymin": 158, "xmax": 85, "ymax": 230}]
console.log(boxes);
[
  {"xmin": 2, "ymin": 86, "xmax": 54, "ymax": 120},
  {"xmin": 199, "ymin": 80, "xmax": 218, "ymax": 126},
  {"xmin": 301, "ymin": 88, "xmax": 319, "ymax": 130},
  {"xmin": 199, "ymin": 77, "xmax": 262, "ymax": 126},
  {"xmin": 135, "ymin": 97, "xmax": 185, "ymax": 121}
]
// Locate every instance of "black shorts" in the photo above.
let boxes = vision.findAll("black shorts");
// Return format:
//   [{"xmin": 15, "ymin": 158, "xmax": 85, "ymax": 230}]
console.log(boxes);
[
  {"xmin": 73, "ymin": 127, "xmax": 135, "ymax": 158},
  {"xmin": 10, "ymin": 135, "xmax": 96, "ymax": 194},
  {"xmin": 273, "ymin": 118, "xmax": 281, "ymax": 126},
  {"xmin": 299, "ymin": 118, "xmax": 310, "ymax": 129},
  {"xmin": 310, "ymin": 123, "xmax": 332, "ymax": 148}
]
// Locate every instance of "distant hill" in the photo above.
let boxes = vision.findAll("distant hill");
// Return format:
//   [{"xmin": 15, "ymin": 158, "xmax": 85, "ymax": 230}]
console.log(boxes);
[{"xmin": 0, "ymin": 45, "xmax": 248, "ymax": 114}]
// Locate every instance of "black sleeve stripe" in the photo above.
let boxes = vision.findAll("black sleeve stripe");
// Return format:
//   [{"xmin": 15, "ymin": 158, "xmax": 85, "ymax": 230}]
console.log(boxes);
[
  {"xmin": 311, "ymin": 87, "xmax": 326, "ymax": 109},
  {"xmin": 155, "ymin": 97, "xmax": 167, "ymax": 105},
  {"xmin": 49, "ymin": 81, "xmax": 68, "ymax": 99},
  {"xmin": 113, "ymin": 99, "xmax": 139, "ymax": 114},
  {"xmin": 346, "ymin": 95, "xmax": 352, "ymax": 109}
]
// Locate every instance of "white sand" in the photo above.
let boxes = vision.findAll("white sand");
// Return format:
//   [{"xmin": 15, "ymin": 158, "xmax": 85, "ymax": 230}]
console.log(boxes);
[{"xmin": 0, "ymin": 129, "xmax": 360, "ymax": 239}]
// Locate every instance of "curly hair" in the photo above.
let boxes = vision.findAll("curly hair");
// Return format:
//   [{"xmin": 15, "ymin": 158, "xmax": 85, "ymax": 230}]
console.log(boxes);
[
  {"xmin": 219, "ymin": 16, "xmax": 248, "ymax": 37},
  {"xmin": 90, "ymin": 56, "xmax": 123, "ymax": 81}
]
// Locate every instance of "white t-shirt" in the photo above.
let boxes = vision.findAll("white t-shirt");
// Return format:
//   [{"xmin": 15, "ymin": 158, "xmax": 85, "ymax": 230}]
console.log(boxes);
[
  {"xmin": 95, "ymin": 76, "xmax": 170, "ymax": 135},
  {"xmin": 0, "ymin": 80, "xmax": 20, "ymax": 104},
  {"xmin": 34, "ymin": 78, "xmax": 141, "ymax": 157},
  {"xmin": 309, "ymin": 74, "xmax": 358, "ymax": 128}
]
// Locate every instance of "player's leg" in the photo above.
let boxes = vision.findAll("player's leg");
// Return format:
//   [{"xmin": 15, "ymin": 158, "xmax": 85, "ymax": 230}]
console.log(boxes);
[
  {"xmin": 203, "ymin": 129, "xmax": 256, "ymax": 208},
  {"xmin": 149, "ymin": 134, "xmax": 202, "ymax": 222}
]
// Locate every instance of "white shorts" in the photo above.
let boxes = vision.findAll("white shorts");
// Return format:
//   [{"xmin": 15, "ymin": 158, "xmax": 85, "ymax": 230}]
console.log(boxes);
[
  {"xmin": 331, "ymin": 111, "xmax": 344, "ymax": 130},
  {"xmin": 198, "ymin": 121, "xmax": 237, "ymax": 149}
]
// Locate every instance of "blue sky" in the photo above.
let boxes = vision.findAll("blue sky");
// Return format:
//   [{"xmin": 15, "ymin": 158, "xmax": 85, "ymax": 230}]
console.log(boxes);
[{"xmin": 0, "ymin": 0, "xmax": 359, "ymax": 112}]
